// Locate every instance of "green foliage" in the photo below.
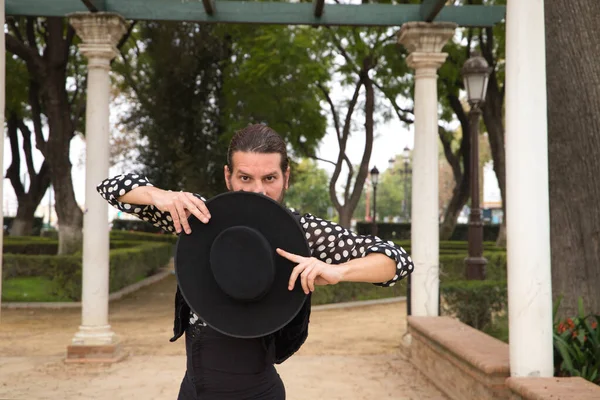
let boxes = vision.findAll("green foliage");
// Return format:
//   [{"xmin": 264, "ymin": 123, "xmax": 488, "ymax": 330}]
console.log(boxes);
[
  {"xmin": 285, "ymin": 159, "xmax": 334, "ymax": 217},
  {"xmin": 115, "ymin": 22, "xmax": 329, "ymax": 196},
  {"xmin": 222, "ymin": 25, "xmax": 329, "ymax": 153},
  {"xmin": 441, "ymin": 280, "xmax": 508, "ymax": 330},
  {"xmin": 553, "ymin": 296, "xmax": 600, "ymax": 385},
  {"xmin": 115, "ymin": 22, "xmax": 228, "ymax": 196}
]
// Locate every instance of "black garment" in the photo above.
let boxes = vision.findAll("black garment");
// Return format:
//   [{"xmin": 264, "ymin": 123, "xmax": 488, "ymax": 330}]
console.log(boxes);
[{"xmin": 177, "ymin": 321, "xmax": 286, "ymax": 399}]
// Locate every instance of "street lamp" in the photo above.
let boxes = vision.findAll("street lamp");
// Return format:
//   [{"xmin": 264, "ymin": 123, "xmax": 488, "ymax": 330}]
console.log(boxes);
[
  {"xmin": 370, "ymin": 166, "xmax": 380, "ymax": 236},
  {"xmin": 462, "ymin": 53, "xmax": 492, "ymax": 280}
]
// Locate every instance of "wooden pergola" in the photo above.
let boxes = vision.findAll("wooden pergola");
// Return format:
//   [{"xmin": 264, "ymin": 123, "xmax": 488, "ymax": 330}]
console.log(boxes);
[
  {"xmin": 8, "ymin": 0, "xmax": 505, "ymax": 27},
  {"xmin": 2, "ymin": 0, "xmax": 554, "ymax": 383}
]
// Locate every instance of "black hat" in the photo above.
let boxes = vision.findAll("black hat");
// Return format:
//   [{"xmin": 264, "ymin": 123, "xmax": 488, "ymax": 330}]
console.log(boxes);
[{"xmin": 174, "ymin": 191, "xmax": 310, "ymax": 339}]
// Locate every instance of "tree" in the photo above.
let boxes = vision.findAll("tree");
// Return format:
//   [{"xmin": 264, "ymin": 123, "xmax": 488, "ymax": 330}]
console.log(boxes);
[
  {"xmin": 115, "ymin": 23, "xmax": 329, "ymax": 196},
  {"xmin": 545, "ymin": 1, "xmax": 600, "ymax": 316},
  {"xmin": 285, "ymin": 159, "xmax": 333, "ymax": 218},
  {"xmin": 4, "ymin": 54, "xmax": 51, "ymax": 235},
  {"xmin": 5, "ymin": 17, "xmax": 133, "ymax": 252},
  {"xmin": 115, "ymin": 22, "xmax": 229, "ymax": 196},
  {"xmin": 315, "ymin": 26, "xmax": 413, "ymax": 228},
  {"xmin": 5, "ymin": 17, "xmax": 86, "ymax": 249}
]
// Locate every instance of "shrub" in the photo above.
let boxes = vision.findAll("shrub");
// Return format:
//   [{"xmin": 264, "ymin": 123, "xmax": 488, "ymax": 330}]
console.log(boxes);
[
  {"xmin": 356, "ymin": 222, "xmax": 501, "ymax": 242},
  {"xmin": 438, "ymin": 252, "xmax": 507, "ymax": 282},
  {"xmin": 553, "ymin": 296, "xmax": 600, "ymax": 385},
  {"xmin": 112, "ymin": 219, "xmax": 164, "ymax": 233},
  {"xmin": 50, "ymin": 242, "xmax": 173, "ymax": 300},
  {"xmin": 110, "ymin": 230, "xmax": 177, "ymax": 244},
  {"xmin": 311, "ymin": 280, "xmax": 406, "ymax": 305},
  {"xmin": 2, "ymin": 240, "xmax": 174, "ymax": 300},
  {"xmin": 441, "ymin": 280, "xmax": 507, "ymax": 330}
]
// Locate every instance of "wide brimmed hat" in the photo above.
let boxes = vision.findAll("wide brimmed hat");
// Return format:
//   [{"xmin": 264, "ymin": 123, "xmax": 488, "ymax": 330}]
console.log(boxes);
[{"xmin": 174, "ymin": 191, "xmax": 310, "ymax": 338}]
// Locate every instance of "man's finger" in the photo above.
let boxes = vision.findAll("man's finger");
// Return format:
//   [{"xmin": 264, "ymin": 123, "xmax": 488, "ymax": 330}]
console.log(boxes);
[
  {"xmin": 306, "ymin": 267, "xmax": 321, "ymax": 292},
  {"xmin": 169, "ymin": 205, "xmax": 182, "ymax": 234},
  {"xmin": 300, "ymin": 265, "xmax": 315, "ymax": 294},
  {"xmin": 276, "ymin": 248, "xmax": 305, "ymax": 264},
  {"xmin": 182, "ymin": 198, "xmax": 208, "ymax": 224},
  {"xmin": 174, "ymin": 199, "xmax": 192, "ymax": 234},
  {"xmin": 186, "ymin": 193, "xmax": 211, "ymax": 222},
  {"xmin": 288, "ymin": 262, "xmax": 309, "ymax": 291}
]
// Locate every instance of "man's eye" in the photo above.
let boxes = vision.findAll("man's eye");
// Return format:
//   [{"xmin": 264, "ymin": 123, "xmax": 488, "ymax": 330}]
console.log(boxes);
[
  {"xmin": 265, "ymin": 176, "xmax": 275, "ymax": 182},
  {"xmin": 240, "ymin": 176, "xmax": 249, "ymax": 181}
]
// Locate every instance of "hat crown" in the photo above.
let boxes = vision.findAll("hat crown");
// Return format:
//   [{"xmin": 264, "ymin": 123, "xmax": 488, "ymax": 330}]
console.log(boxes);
[{"xmin": 209, "ymin": 226, "xmax": 275, "ymax": 302}]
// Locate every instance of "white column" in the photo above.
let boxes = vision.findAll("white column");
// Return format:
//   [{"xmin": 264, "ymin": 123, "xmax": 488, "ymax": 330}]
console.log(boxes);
[
  {"xmin": 505, "ymin": 1, "xmax": 554, "ymax": 377},
  {"xmin": 0, "ymin": 0, "xmax": 5, "ymax": 321},
  {"xmin": 68, "ymin": 13, "xmax": 126, "ymax": 350},
  {"xmin": 398, "ymin": 22, "xmax": 456, "ymax": 316}
]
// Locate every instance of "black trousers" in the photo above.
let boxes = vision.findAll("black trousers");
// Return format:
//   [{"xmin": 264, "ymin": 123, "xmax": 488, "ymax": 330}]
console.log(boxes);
[{"xmin": 177, "ymin": 323, "xmax": 286, "ymax": 400}]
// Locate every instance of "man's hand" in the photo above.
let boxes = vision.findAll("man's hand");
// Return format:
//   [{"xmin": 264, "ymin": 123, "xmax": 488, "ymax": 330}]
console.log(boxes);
[
  {"xmin": 151, "ymin": 190, "xmax": 211, "ymax": 234},
  {"xmin": 276, "ymin": 248, "xmax": 343, "ymax": 294}
]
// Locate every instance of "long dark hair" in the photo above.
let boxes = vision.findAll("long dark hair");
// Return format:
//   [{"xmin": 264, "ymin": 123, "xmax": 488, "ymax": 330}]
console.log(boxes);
[{"xmin": 227, "ymin": 124, "xmax": 290, "ymax": 172}]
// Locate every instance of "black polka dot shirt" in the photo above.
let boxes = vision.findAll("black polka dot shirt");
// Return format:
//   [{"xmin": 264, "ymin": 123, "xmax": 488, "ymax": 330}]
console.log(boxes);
[{"xmin": 97, "ymin": 173, "xmax": 415, "ymax": 326}]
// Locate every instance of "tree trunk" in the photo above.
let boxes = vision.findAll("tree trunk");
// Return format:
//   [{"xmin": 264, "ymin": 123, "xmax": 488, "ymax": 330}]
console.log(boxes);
[
  {"xmin": 40, "ymin": 19, "xmax": 83, "ymax": 254},
  {"xmin": 545, "ymin": 1, "xmax": 600, "ymax": 317},
  {"xmin": 481, "ymin": 71, "xmax": 506, "ymax": 248},
  {"xmin": 10, "ymin": 200, "xmax": 37, "ymax": 236},
  {"xmin": 5, "ymin": 112, "xmax": 52, "ymax": 236},
  {"xmin": 439, "ymin": 94, "xmax": 471, "ymax": 240}
]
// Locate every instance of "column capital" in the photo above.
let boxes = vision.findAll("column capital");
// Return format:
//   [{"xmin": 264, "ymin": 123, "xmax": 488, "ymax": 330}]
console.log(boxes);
[
  {"xmin": 68, "ymin": 12, "xmax": 127, "ymax": 62},
  {"xmin": 398, "ymin": 21, "xmax": 456, "ymax": 55}
]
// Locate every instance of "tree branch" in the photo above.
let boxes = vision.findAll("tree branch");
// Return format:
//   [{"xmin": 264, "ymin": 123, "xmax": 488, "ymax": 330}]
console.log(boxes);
[
  {"xmin": 6, "ymin": 113, "xmax": 25, "ymax": 199},
  {"xmin": 28, "ymin": 80, "xmax": 47, "ymax": 156},
  {"xmin": 17, "ymin": 120, "xmax": 37, "ymax": 186},
  {"xmin": 348, "ymin": 75, "xmax": 375, "ymax": 209},
  {"xmin": 316, "ymin": 82, "xmax": 342, "ymax": 141},
  {"xmin": 372, "ymin": 80, "xmax": 414, "ymax": 124},
  {"xmin": 325, "ymin": 27, "xmax": 361, "ymax": 74},
  {"xmin": 5, "ymin": 33, "xmax": 45, "ymax": 78},
  {"xmin": 329, "ymin": 77, "xmax": 363, "ymax": 211},
  {"xmin": 7, "ymin": 17, "xmax": 24, "ymax": 43}
]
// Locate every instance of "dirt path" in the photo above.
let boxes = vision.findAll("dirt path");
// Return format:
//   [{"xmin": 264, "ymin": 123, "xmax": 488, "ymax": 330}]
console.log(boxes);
[{"xmin": 0, "ymin": 275, "xmax": 447, "ymax": 399}]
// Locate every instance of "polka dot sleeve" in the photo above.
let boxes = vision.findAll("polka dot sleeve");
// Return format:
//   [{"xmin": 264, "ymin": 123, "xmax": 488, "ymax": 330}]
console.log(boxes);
[
  {"xmin": 96, "ymin": 173, "xmax": 178, "ymax": 234},
  {"xmin": 299, "ymin": 214, "xmax": 414, "ymax": 287}
]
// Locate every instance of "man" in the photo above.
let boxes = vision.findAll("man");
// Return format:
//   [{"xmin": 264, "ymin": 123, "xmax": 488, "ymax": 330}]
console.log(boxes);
[{"xmin": 97, "ymin": 124, "xmax": 414, "ymax": 399}]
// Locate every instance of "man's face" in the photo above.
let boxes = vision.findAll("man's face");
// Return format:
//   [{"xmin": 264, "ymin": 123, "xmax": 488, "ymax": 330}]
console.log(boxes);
[{"xmin": 224, "ymin": 151, "xmax": 290, "ymax": 204}]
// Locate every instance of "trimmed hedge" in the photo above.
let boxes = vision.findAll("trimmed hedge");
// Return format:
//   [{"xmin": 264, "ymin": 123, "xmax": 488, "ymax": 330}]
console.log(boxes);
[
  {"xmin": 112, "ymin": 219, "xmax": 163, "ymax": 233},
  {"xmin": 110, "ymin": 230, "xmax": 177, "ymax": 244},
  {"xmin": 356, "ymin": 222, "xmax": 501, "ymax": 242},
  {"xmin": 52, "ymin": 242, "xmax": 173, "ymax": 300},
  {"xmin": 440, "ymin": 280, "xmax": 508, "ymax": 330},
  {"xmin": 2, "ymin": 241, "xmax": 174, "ymax": 301},
  {"xmin": 311, "ymin": 280, "xmax": 406, "ymax": 305}
]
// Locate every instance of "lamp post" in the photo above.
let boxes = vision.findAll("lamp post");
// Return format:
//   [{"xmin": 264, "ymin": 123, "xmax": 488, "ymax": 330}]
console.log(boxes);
[
  {"xmin": 462, "ymin": 53, "xmax": 492, "ymax": 280},
  {"xmin": 370, "ymin": 166, "xmax": 380, "ymax": 236}
]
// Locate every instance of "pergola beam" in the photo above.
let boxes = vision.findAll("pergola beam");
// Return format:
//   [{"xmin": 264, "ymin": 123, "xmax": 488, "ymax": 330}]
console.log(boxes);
[
  {"xmin": 202, "ymin": 0, "xmax": 215, "ymax": 16},
  {"xmin": 420, "ymin": 0, "xmax": 446, "ymax": 22},
  {"xmin": 6, "ymin": 1, "xmax": 506, "ymax": 28},
  {"xmin": 313, "ymin": 0, "xmax": 325, "ymax": 18},
  {"xmin": 80, "ymin": 0, "xmax": 106, "ymax": 13}
]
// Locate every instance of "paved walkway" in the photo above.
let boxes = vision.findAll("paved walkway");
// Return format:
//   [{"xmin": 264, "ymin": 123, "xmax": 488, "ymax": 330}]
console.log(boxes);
[{"xmin": 0, "ymin": 275, "xmax": 447, "ymax": 400}]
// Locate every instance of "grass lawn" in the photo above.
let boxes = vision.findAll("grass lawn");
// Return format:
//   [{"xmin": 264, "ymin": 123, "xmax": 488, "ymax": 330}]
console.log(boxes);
[{"xmin": 1, "ymin": 277, "xmax": 71, "ymax": 302}]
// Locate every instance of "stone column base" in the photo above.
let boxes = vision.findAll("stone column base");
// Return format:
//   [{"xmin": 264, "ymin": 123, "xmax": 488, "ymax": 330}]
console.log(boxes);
[{"xmin": 65, "ymin": 343, "xmax": 127, "ymax": 364}]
